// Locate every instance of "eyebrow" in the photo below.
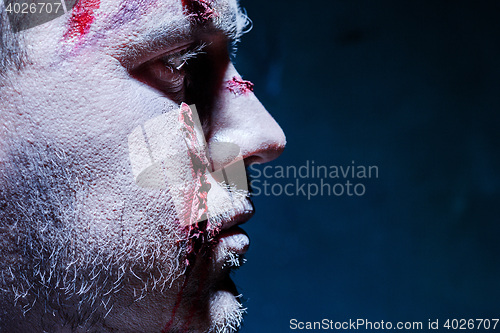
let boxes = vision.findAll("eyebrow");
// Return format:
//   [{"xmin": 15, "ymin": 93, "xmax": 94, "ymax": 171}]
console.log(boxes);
[{"xmin": 110, "ymin": 2, "xmax": 250, "ymax": 68}]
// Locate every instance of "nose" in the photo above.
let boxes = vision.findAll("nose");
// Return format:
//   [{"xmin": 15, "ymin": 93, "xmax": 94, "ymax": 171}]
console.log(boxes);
[{"xmin": 206, "ymin": 63, "xmax": 286, "ymax": 167}]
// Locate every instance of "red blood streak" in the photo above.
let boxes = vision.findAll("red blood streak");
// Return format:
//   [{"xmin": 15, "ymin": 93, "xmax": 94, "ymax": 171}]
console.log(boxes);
[
  {"xmin": 226, "ymin": 76, "xmax": 255, "ymax": 96},
  {"xmin": 181, "ymin": 0, "xmax": 215, "ymax": 23},
  {"xmin": 178, "ymin": 103, "xmax": 211, "ymax": 228},
  {"xmin": 181, "ymin": 263, "xmax": 208, "ymax": 332},
  {"xmin": 64, "ymin": 0, "xmax": 101, "ymax": 40},
  {"xmin": 162, "ymin": 274, "xmax": 190, "ymax": 333},
  {"xmin": 162, "ymin": 103, "xmax": 214, "ymax": 332}
]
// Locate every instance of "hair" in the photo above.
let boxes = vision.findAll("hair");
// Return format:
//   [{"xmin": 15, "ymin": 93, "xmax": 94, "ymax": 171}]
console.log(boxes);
[{"xmin": 0, "ymin": 3, "xmax": 25, "ymax": 75}]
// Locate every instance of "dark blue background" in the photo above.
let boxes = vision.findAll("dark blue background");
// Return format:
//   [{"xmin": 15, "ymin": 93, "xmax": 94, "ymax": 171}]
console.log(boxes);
[{"xmin": 234, "ymin": 1, "xmax": 500, "ymax": 332}]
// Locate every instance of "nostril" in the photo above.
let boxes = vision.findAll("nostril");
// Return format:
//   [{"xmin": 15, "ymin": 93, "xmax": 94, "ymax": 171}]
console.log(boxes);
[
  {"xmin": 244, "ymin": 155, "xmax": 262, "ymax": 167},
  {"xmin": 243, "ymin": 140, "xmax": 286, "ymax": 166}
]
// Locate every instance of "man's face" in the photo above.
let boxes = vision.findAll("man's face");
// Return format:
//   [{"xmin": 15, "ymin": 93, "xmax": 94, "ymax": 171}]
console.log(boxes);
[{"xmin": 0, "ymin": 0, "xmax": 285, "ymax": 332}]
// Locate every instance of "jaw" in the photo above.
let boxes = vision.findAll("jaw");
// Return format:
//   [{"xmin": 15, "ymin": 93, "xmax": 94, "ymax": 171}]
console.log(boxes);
[{"xmin": 98, "ymin": 239, "xmax": 245, "ymax": 333}]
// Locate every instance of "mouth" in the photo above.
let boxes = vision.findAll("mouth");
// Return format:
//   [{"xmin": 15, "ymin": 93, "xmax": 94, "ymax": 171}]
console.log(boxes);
[
  {"xmin": 212, "ymin": 206, "xmax": 254, "ymax": 269},
  {"xmin": 219, "ymin": 208, "xmax": 254, "ymax": 232},
  {"xmin": 214, "ymin": 226, "xmax": 250, "ymax": 270},
  {"xmin": 183, "ymin": 199, "xmax": 254, "ymax": 268}
]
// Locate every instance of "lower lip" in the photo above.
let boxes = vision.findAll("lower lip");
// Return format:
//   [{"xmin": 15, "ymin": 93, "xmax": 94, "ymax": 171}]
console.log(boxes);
[{"xmin": 217, "ymin": 227, "xmax": 250, "ymax": 255}]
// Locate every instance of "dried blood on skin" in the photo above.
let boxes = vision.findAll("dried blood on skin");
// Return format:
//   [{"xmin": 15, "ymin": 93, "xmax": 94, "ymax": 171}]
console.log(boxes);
[
  {"xmin": 163, "ymin": 104, "xmax": 221, "ymax": 332},
  {"xmin": 162, "ymin": 274, "xmax": 189, "ymax": 333},
  {"xmin": 181, "ymin": 263, "xmax": 209, "ymax": 332},
  {"xmin": 162, "ymin": 240, "xmax": 214, "ymax": 333},
  {"xmin": 64, "ymin": 0, "xmax": 101, "ymax": 39},
  {"xmin": 178, "ymin": 103, "xmax": 211, "ymax": 229},
  {"xmin": 178, "ymin": 103, "xmax": 217, "ymax": 272},
  {"xmin": 181, "ymin": 0, "xmax": 216, "ymax": 23},
  {"xmin": 226, "ymin": 77, "xmax": 255, "ymax": 96}
]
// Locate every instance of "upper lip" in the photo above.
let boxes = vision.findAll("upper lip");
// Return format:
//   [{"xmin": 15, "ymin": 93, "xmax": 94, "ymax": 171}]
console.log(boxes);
[{"xmin": 219, "ymin": 201, "xmax": 255, "ymax": 232}]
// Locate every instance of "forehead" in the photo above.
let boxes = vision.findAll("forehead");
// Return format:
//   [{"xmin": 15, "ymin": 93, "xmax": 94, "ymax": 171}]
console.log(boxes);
[
  {"xmin": 56, "ymin": 0, "xmax": 247, "ymax": 66},
  {"xmin": 69, "ymin": 0, "xmax": 244, "ymax": 45}
]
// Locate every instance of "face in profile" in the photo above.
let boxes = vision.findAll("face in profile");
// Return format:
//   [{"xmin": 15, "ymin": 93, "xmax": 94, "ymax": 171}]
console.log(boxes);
[{"xmin": 0, "ymin": 0, "xmax": 285, "ymax": 332}]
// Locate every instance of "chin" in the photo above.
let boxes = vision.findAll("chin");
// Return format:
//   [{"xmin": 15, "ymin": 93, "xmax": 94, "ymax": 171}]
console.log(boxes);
[
  {"xmin": 206, "ymin": 289, "xmax": 246, "ymax": 333},
  {"xmin": 154, "ymin": 223, "xmax": 250, "ymax": 333},
  {"xmin": 156, "ymin": 272, "xmax": 246, "ymax": 333}
]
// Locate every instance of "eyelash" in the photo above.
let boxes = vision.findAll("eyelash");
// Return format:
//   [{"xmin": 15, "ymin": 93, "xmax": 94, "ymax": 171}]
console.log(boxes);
[
  {"xmin": 144, "ymin": 43, "xmax": 206, "ymax": 100},
  {"xmin": 161, "ymin": 43, "xmax": 206, "ymax": 71}
]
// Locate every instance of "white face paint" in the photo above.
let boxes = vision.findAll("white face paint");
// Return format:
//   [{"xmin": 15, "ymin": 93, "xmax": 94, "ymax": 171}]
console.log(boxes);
[{"xmin": 0, "ymin": 0, "xmax": 285, "ymax": 331}]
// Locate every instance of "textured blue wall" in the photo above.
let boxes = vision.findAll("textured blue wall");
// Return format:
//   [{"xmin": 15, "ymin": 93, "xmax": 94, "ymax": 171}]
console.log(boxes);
[{"xmin": 234, "ymin": 1, "xmax": 500, "ymax": 332}]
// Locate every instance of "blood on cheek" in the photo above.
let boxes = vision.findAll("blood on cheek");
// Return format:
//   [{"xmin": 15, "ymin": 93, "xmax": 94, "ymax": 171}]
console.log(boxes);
[{"xmin": 162, "ymin": 103, "xmax": 225, "ymax": 333}]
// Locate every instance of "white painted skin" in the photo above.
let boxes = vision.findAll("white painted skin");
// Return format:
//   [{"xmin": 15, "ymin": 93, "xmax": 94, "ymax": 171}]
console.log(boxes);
[{"xmin": 0, "ymin": 0, "xmax": 285, "ymax": 332}]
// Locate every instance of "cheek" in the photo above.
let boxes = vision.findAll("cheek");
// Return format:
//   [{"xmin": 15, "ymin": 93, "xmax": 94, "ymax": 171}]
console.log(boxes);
[
  {"xmin": 128, "ymin": 103, "xmax": 212, "ymax": 232},
  {"xmin": 72, "ymin": 174, "xmax": 183, "ymax": 259},
  {"xmin": 17, "ymin": 71, "xmax": 139, "ymax": 145}
]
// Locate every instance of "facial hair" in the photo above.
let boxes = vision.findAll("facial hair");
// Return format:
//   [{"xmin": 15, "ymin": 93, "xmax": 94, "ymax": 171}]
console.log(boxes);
[
  {"xmin": 0, "ymin": 138, "xmax": 188, "ymax": 329},
  {"xmin": 0, "ymin": 137, "xmax": 251, "ymax": 332}
]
